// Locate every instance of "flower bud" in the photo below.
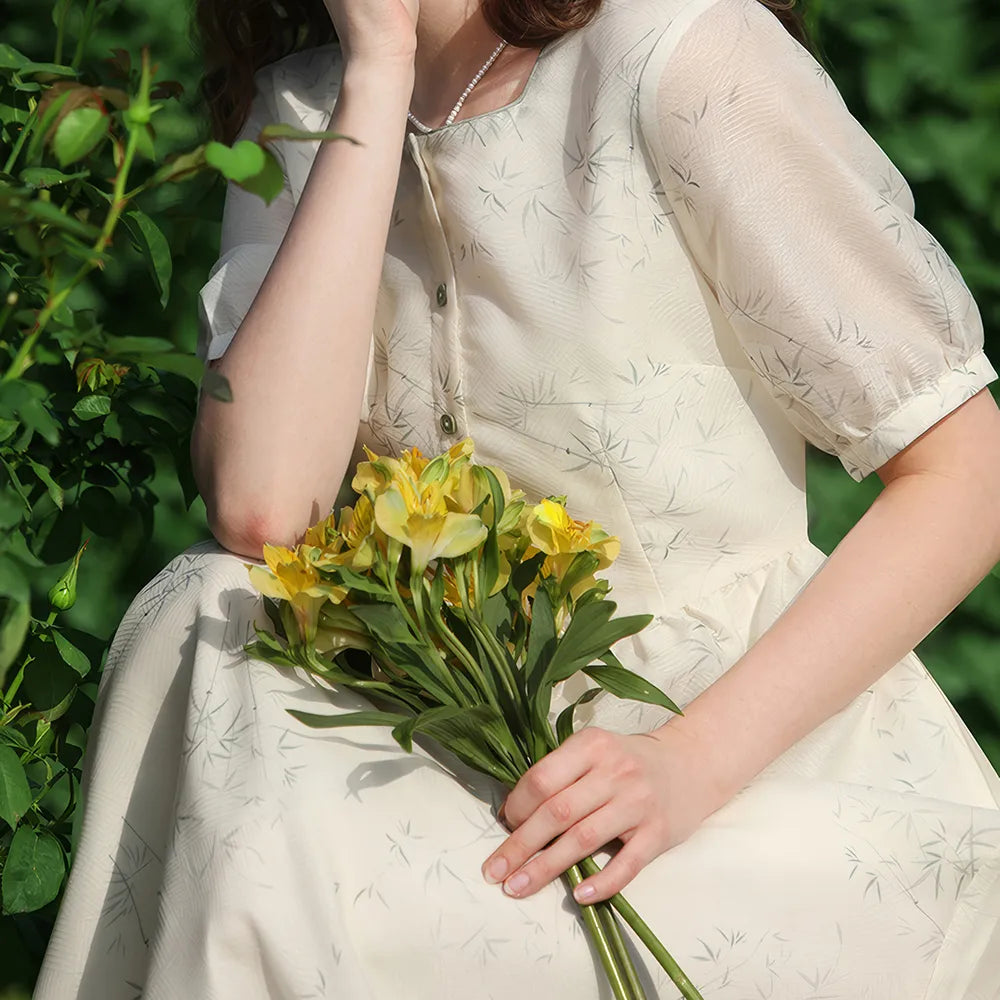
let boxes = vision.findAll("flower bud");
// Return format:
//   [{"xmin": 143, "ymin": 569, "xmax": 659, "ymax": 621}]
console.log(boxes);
[{"xmin": 48, "ymin": 540, "xmax": 88, "ymax": 612}]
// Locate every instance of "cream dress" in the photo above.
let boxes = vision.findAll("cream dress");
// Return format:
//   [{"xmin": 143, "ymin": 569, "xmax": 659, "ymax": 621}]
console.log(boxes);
[{"xmin": 33, "ymin": 0, "xmax": 1000, "ymax": 997}]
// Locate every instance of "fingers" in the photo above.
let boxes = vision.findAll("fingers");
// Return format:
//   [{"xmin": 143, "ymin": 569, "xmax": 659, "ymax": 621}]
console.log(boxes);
[
  {"xmin": 495, "ymin": 802, "xmax": 638, "ymax": 902},
  {"xmin": 481, "ymin": 774, "xmax": 611, "ymax": 886},
  {"xmin": 571, "ymin": 835, "xmax": 654, "ymax": 904},
  {"xmin": 502, "ymin": 727, "xmax": 613, "ymax": 829}
]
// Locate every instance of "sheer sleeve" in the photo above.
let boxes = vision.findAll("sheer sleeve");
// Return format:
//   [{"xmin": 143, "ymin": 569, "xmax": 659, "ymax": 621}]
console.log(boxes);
[
  {"xmin": 195, "ymin": 66, "xmax": 295, "ymax": 363},
  {"xmin": 638, "ymin": 0, "xmax": 998, "ymax": 482}
]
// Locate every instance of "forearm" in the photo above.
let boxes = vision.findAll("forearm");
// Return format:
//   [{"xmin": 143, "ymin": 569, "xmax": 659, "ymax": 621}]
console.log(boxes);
[
  {"xmin": 657, "ymin": 462, "xmax": 1000, "ymax": 809},
  {"xmin": 192, "ymin": 57, "xmax": 415, "ymax": 557}
]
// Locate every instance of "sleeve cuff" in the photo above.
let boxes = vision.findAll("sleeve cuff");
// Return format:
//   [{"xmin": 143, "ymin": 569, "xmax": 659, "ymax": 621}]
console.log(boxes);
[
  {"xmin": 836, "ymin": 348, "xmax": 1000, "ymax": 482},
  {"xmin": 195, "ymin": 243, "xmax": 282, "ymax": 362}
]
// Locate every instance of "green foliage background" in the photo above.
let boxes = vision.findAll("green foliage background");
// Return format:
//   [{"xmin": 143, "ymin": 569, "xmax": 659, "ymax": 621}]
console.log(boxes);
[{"xmin": 0, "ymin": 0, "xmax": 998, "ymax": 995}]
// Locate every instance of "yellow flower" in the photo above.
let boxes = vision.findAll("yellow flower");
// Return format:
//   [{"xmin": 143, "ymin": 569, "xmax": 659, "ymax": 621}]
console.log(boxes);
[
  {"xmin": 526, "ymin": 498, "xmax": 620, "ymax": 568},
  {"xmin": 351, "ymin": 445, "xmax": 398, "ymax": 497},
  {"xmin": 375, "ymin": 482, "xmax": 487, "ymax": 573},
  {"xmin": 332, "ymin": 495, "xmax": 378, "ymax": 570},
  {"xmin": 517, "ymin": 499, "xmax": 621, "ymax": 621},
  {"xmin": 353, "ymin": 439, "xmax": 476, "ymax": 499},
  {"xmin": 248, "ymin": 543, "xmax": 347, "ymax": 643}
]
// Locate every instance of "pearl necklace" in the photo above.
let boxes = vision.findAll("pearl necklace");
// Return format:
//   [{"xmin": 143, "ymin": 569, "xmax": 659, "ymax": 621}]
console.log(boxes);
[{"xmin": 407, "ymin": 39, "xmax": 508, "ymax": 133}]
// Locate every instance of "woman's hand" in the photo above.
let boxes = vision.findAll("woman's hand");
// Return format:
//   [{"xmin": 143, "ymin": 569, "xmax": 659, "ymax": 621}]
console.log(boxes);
[
  {"xmin": 481, "ymin": 723, "xmax": 726, "ymax": 904},
  {"xmin": 323, "ymin": 0, "xmax": 420, "ymax": 66}
]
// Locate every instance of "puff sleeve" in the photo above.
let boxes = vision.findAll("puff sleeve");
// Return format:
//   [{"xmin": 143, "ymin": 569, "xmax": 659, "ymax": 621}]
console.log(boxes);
[
  {"xmin": 638, "ymin": 0, "xmax": 998, "ymax": 482},
  {"xmin": 195, "ymin": 67, "xmax": 295, "ymax": 363}
]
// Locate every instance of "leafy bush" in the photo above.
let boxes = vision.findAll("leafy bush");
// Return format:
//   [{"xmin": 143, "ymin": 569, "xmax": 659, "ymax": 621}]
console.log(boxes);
[{"xmin": 0, "ymin": 0, "xmax": 335, "ymax": 941}]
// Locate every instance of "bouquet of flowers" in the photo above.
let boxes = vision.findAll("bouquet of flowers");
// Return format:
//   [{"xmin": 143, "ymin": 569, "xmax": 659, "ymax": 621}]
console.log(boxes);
[{"xmin": 246, "ymin": 438, "xmax": 704, "ymax": 1000}]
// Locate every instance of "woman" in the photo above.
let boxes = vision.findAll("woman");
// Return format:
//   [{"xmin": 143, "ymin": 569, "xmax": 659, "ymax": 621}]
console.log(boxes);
[{"xmin": 33, "ymin": 0, "xmax": 1000, "ymax": 996}]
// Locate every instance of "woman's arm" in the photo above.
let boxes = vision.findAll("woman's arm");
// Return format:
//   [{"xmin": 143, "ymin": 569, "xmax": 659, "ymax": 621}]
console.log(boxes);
[
  {"xmin": 479, "ymin": 387, "xmax": 1000, "ymax": 904},
  {"xmin": 663, "ymin": 386, "xmax": 1000, "ymax": 811},
  {"xmin": 191, "ymin": 54, "xmax": 415, "ymax": 558}
]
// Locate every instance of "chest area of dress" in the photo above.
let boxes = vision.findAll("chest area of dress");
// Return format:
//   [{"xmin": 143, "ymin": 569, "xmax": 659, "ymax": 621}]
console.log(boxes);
[{"xmin": 363, "ymin": 108, "xmax": 729, "ymax": 453}]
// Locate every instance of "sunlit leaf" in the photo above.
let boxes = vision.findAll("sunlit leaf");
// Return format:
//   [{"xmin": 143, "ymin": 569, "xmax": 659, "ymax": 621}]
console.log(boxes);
[
  {"xmin": 52, "ymin": 106, "xmax": 107, "ymax": 166},
  {"xmin": 204, "ymin": 139, "xmax": 265, "ymax": 182},
  {"xmin": 235, "ymin": 147, "xmax": 284, "ymax": 205},
  {"xmin": 582, "ymin": 664, "xmax": 682, "ymax": 716},
  {"xmin": 257, "ymin": 123, "xmax": 359, "ymax": 145},
  {"xmin": 71, "ymin": 394, "xmax": 111, "ymax": 420}
]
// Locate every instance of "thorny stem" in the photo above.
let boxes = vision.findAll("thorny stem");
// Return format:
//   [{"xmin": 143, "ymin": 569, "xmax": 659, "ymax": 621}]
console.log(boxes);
[{"xmin": 3, "ymin": 47, "xmax": 152, "ymax": 383}]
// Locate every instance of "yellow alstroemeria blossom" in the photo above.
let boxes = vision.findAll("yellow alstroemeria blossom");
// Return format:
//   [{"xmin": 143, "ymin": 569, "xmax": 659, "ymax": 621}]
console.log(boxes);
[
  {"xmin": 526, "ymin": 498, "xmax": 621, "ymax": 569},
  {"xmin": 353, "ymin": 439, "xmax": 476, "ymax": 499},
  {"xmin": 330, "ymin": 494, "xmax": 378, "ymax": 571},
  {"xmin": 247, "ymin": 543, "xmax": 347, "ymax": 642},
  {"xmin": 375, "ymin": 483, "xmax": 487, "ymax": 573}
]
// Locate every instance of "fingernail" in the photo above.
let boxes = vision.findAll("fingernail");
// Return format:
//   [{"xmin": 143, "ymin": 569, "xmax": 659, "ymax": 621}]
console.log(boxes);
[
  {"xmin": 483, "ymin": 857, "xmax": 508, "ymax": 884},
  {"xmin": 574, "ymin": 883, "xmax": 596, "ymax": 903},
  {"xmin": 503, "ymin": 871, "xmax": 530, "ymax": 896}
]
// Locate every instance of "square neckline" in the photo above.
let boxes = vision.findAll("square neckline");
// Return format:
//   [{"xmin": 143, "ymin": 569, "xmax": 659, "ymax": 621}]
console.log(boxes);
[{"xmin": 405, "ymin": 30, "xmax": 576, "ymax": 139}]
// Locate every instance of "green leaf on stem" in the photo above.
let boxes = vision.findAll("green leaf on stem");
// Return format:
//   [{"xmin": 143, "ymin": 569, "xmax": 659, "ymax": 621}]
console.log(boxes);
[
  {"xmin": 330, "ymin": 567, "xmax": 390, "ymax": 599},
  {"xmin": 544, "ymin": 602, "xmax": 654, "ymax": 686},
  {"xmin": 582, "ymin": 664, "xmax": 683, "ymax": 716},
  {"xmin": 0, "ymin": 44, "xmax": 29, "ymax": 71},
  {"xmin": 19, "ymin": 166, "xmax": 89, "ymax": 189},
  {"xmin": 349, "ymin": 603, "xmax": 419, "ymax": 645},
  {"xmin": 51, "ymin": 631, "xmax": 90, "ymax": 678},
  {"xmin": 71, "ymin": 394, "xmax": 111, "ymax": 420},
  {"xmin": 409, "ymin": 704, "xmax": 518, "ymax": 780},
  {"xmin": 1, "ymin": 826, "xmax": 65, "ymax": 913},
  {"xmin": 555, "ymin": 687, "xmax": 602, "ymax": 744},
  {"xmin": 0, "ymin": 743, "xmax": 32, "ymax": 830},
  {"xmin": 0, "ymin": 599, "xmax": 30, "ymax": 685},
  {"xmin": 18, "ymin": 197, "xmax": 101, "ymax": 240},
  {"xmin": 205, "ymin": 137, "xmax": 287, "ymax": 202},
  {"xmin": 52, "ymin": 106, "xmax": 107, "ymax": 167},
  {"xmin": 204, "ymin": 139, "xmax": 265, "ymax": 181},
  {"xmin": 286, "ymin": 708, "xmax": 410, "ymax": 730},
  {"xmin": 27, "ymin": 459, "xmax": 63, "ymax": 510},
  {"xmin": 122, "ymin": 208, "xmax": 172, "ymax": 307},
  {"xmin": 237, "ymin": 147, "xmax": 284, "ymax": 205},
  {"xmin": 257, "ymin": 123, "xmax": 360, "ymax": 145},
  {"xmin": 524, "ymin": 585, "xmax": 557, "ymax": 698},
  {"xmin": 148, "ymin": 146, "xmax": 207, "ymax": 187}
]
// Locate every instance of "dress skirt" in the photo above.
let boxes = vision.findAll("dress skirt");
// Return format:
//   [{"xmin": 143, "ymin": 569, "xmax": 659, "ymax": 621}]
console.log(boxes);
[{"xmin": 32, "ymin": 539, "xmax": 1000, "ymax": 1000}]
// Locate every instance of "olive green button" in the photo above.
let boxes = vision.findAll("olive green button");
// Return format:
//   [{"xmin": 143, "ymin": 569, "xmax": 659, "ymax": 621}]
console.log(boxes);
[
  {"xmin": 436, "ymin": 283, "xmax": 448, "ymax": 307},
  {"xmin": 439, "ymin": 411, "xmax": 457, "ymax": 435}
]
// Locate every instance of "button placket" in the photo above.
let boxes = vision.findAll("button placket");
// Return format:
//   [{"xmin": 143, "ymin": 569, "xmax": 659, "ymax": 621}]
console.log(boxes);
[{"xmin": 407, "ymin": 133, "xmax": 466, "ymax": 446}]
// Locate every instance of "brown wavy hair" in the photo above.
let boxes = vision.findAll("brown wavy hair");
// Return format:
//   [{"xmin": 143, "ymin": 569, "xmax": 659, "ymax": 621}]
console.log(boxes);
[{"xmin": 195, "ymin": 0, "xmax": 814, "ymax": 144}]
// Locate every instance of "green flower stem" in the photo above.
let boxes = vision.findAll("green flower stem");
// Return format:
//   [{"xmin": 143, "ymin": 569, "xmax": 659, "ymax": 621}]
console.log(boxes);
[
  {"xmin": 578, "ymin": 856, "xmax": 705, "ymax": 1000},
  {"xmin": 426, "ymin": 598, "xmax": 501, "ymax": 708},
  {"xmin": 408, "ymin": 567, "xmax": 473, "ymax": 705},
  {"xmin": 372, "ymin": 553, "xmax": 465, "ymax": 707},
  {"xmin": 597, "ymin": 902, "xmax": 647, "ymax": 1000},
  {"xmin": 563, "ymin": 864, "xmax": 632, "ymax": 1000},
  {"xmin": 71, "ymin": 0, "xmax": 100, "ymax": 70},
  {"xmin": 53, "ymin": 0, "xmax": 71, "ymax": 64},
  {"xmin": 3, "ymin": 47, "xmax": 151, "ymax": 383},
  {"xmin": 455, "ymin": 586, "xmax": 535, "ymax": 768},
  {"xmin": 454, "ymin": 561, "xmax": 525, "ymax": 715},
  {"xmin": 2, "ymin": 103, "xmax": 38, "ymax": 175}
]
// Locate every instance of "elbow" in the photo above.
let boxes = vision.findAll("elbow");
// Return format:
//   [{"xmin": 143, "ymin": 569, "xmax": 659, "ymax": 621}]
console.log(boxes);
[
  {"xmin": 193, "ymin": 451, "xmax": 302, "ymax": 561},
  {"xmin": 204, "ymin": 498, "xmax": 300, "ymax": 560}
]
